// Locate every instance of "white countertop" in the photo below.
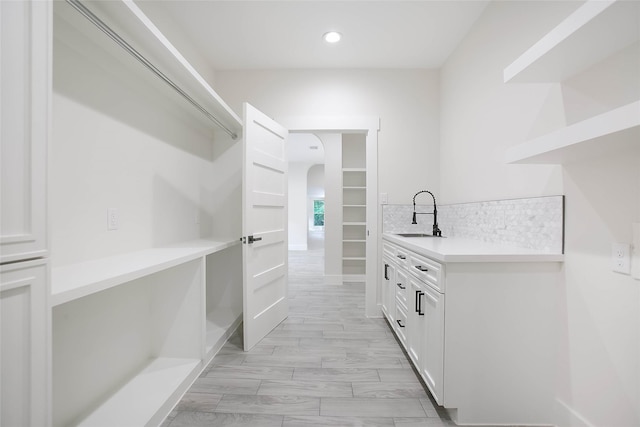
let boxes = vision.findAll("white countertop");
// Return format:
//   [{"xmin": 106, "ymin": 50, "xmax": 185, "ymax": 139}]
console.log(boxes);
[{"xmin": 383, "ymin": 233, "xmax": 564, "ymax": 263}]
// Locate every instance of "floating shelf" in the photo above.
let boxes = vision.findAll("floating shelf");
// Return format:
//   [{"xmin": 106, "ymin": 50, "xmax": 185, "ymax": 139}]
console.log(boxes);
[
  {"xmin": 504, "ymin": 0, "xmax": 640, "ymax": 83},
  {"xmin": 52, "ymin": 239, "xmax": 239, "ymax": 306},
  {"xmin": 505, "ymin": 101, "xmax": 640, "ymax": 164},
  {"xmin": 342, "ymin": 167, "xmax": 366, "ymax": 172}
]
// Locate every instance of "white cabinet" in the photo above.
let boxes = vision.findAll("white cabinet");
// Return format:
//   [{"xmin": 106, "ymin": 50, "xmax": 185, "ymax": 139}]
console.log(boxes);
[
  {"xmin": 416, "ymin": 277, "xmax": 444, "ymax": 404},
  {"xmin": 1, "ymin": 259, "xmax": 50, "ymax": 427},
  {"xmin": 381, "ymin": 235, "xmax": 561, "ymax": 425},
  {"xmin": 0, "ymin": 0, "xmax": 50, "ymax": 263},
  {"xmin": 1, "ymin": 2, "xmax": 51, "ymax": 426},
  {"xmin": 381, "ymin": 253, "xmax": 396, "ymax": 324},
  {"xmin": 407, "ymin": 255, "xmax": 445, "ymax": 404}
]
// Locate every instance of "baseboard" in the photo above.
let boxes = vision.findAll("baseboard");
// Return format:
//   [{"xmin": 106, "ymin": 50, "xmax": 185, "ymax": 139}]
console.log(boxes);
[{"xmin": 554, "ymin": 398, "xmax": 595, "ymax": 427}]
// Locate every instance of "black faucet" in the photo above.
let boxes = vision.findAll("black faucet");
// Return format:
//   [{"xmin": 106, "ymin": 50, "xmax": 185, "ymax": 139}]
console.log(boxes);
[{"xmin": 412, "ymin": 190, "xmax": 442, "ymax": 237}]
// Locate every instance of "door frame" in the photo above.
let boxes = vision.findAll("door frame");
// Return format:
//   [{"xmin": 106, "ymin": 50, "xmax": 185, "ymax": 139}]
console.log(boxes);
[{"xmin": 281, "ymin": 116, "xmax": 380, "ymax": 318}]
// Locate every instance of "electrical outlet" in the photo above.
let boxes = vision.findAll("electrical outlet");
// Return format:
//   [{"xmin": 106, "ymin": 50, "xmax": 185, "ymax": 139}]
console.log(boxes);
[
  {"xmin": 380, "ymin": 193, "xmax": 388, "ymax": 205},
  {"xmin": 611, "ymin": 243, "xmax": 631, "ymax": 274},
  {"xmin": 107, "ymin": 208, "xmax": 119, "ymax": 231}
]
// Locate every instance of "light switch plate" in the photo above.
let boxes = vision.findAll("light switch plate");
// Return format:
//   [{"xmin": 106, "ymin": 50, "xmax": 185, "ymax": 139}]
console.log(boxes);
[
  {"xmin": 380, "ymin": 193, "xmax": 388, "ymax": 205},
  {"xmin": 612, "ymin": 243, "xmax": 631, "ymax": 274},
  {"xmin": 107, "ymin": 208, "xmax": 119, "ymax": 231}
]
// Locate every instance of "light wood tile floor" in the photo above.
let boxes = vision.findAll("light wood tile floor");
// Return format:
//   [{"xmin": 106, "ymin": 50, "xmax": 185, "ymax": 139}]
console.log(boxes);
[{"xmin": 162, "ymin": 249, "xmax": 455, "ymax": 427}]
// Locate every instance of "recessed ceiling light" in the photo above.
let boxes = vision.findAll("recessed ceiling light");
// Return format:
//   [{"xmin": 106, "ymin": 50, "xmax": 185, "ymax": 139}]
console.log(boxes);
[
  {"xmin": 309, "ymin": 146, "xmax": 319, "ymax": 150},
  {"xmin": 323, "ymin": 31, "xmax": 341, "ymax": 43}
]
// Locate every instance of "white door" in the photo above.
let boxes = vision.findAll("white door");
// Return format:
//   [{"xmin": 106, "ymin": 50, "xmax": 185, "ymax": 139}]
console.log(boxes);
[
  {"xmin": 242, "ymin": 103, "xmax": 289, "ymax": 351},
  {"xmin": 1, "ymin": 0, "xmax": 49, "ymax": 264}
]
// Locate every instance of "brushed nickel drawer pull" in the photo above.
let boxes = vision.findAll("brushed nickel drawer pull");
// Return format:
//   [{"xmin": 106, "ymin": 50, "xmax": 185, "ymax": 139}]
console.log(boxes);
[{"xmin": 415, "ymin": 265, "xmax": 429, "ymax": 272}]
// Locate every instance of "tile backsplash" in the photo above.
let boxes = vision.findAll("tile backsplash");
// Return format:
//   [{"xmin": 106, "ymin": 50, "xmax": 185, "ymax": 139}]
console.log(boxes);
[{"xmin": 383, "ymin": 195, "xmax": 564, "ymax": 253}]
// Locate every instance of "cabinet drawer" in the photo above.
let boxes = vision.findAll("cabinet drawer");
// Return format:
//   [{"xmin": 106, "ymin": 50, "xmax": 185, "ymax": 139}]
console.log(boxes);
[
  {"xmin": 409, "ymin": 254, "xmax": 443, "ymax": 292},
  {"xmin": 383, "ymin": 243, "xmax": 396, "ymax": 259},
  {"xmin": 394, "ymin": 247, "xmax": 410, "ymax": 268},
  {"xmin": 395, "ymin": 268, "xmax": 408, "ymax": 309},
  {"xmin": 394, "ymin": 305, "xmax": 408, "ymax": 348}
]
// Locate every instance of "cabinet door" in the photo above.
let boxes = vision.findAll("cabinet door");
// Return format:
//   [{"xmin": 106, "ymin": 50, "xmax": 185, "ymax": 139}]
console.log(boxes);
[
  {"xmin": 381, "ymin": 256, "xmax": 396, "ymax": 323},
  {"xmin": 0, "ymin": 0, "xmax": 50, "ymax": 263},
  {"xmin": 421, "ymin": 283, "xmax": 445, "ymax": 405},
  {"xmin": 1, "ymin": 260, "xmax": 50, "ymax": 427},
  {"xmin": 406, "ymin": 277, "xmax": 423, "ymax": 368}
]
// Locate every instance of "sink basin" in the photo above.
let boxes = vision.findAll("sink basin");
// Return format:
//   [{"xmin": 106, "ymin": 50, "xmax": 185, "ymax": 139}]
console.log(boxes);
[{"xmin": 395, "ymin": 233, "xmax": 444, "ymax": 238}]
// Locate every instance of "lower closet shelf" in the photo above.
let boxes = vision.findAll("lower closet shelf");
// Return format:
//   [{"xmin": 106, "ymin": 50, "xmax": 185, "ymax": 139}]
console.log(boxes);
[
  {"xmin": 206, "ymin": 307, "xmax": 242, "ymax": 353},
  {"xmin": 76, "ymin": 357, "xmax": 200, "ymax": 427}
]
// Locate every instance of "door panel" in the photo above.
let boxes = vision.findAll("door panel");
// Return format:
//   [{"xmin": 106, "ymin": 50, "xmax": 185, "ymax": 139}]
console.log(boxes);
[
  {"xmin": 1, "ymin": 260, "xmax": 49, "ymax": 427},
  {"xmin": 242, "ymin": 103, "xmax": 288, "ymax": 351}
]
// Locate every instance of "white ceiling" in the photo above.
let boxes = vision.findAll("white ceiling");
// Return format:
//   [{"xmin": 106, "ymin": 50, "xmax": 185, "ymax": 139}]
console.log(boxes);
[{"xmin": 137, "ymin": 0, "xmax": 490, "ymax": 70}]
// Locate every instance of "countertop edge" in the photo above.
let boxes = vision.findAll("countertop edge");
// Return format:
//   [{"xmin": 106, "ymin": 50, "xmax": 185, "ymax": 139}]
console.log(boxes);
[{"xmin": 383, "ymin": 233, "xmax": 564, "ymax": 263}]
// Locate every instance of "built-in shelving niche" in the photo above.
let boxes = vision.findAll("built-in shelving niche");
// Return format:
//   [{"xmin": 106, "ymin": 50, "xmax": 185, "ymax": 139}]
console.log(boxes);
[
  {"xmin": 51, "ymin": 240, "xmax": 241, "ymax": 427},
  {"xmin": 51, "ymin": 0, "xmax": 244, "ymax": 425}
]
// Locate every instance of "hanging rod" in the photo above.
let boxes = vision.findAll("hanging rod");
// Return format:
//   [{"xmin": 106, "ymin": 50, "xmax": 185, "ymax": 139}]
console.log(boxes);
[{"xmin": 66, "ymin": 0, "xmax": 238, "ymax": 140}]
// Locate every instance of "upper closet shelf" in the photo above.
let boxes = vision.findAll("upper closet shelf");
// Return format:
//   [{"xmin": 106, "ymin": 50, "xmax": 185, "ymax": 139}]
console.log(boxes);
[
  {"xmin": 57, "ymin": 0, "xmax": 242, "ymax": 139},
  {"xmin": 505, "ymin": 101, "xmax": 640, "ymax": 164},
  {"xmin": 51, "ymin": 239, "xmax": 239, "ymax": 306},
  {"xmin": 504, "ymin": 0, "xmax": 640, "ymax": 83}
]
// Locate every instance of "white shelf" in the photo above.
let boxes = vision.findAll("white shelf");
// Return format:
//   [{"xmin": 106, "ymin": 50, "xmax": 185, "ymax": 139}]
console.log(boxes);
[
  {"xmin": 343, "ymin": 186, "xmax": 366, "ymax": 190},
  {"xmin": 343, "ymin": 257, "xmax": 366, "ymax": 261},
  {"xmin": 343, "ymin": 222, "xmax": 366, "ymax": 226},
  {"xmin": 342, "ymin": 168, "xmax": 366, "ymax": 172},
  {"xmin": 55, "ymin": 0, "xmax": 242, "ymax": 138},
  {"xmin": 52, "ymin": 239, "xmax": 239, "ymax": 306},
  {"xmin": 504, "ymin": 0, "xmax": 640, "ymax": 83},
  {"xmin": 206, "ymin": 307, "xmax": 242, "ymax": 353},
  {"xmin": 505, "ymin": 101, "xmax": 640, "ymax": 164},
  {"xmin": 343, "ymin": 239, "xmax": 366, "ymax": 243},
  {"xmin": 76, "ymin": 357, "xmax": 199, "ymax": 427},
  {"xmin": 344, "ymin": 204, "xmax": 366, "ymax": 208}
]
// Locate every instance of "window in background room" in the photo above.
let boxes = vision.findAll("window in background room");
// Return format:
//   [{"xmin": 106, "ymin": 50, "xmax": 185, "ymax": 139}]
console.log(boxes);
[{"xmin": 313, "ymin": 200, "xmax": 325, "ymax": 228}]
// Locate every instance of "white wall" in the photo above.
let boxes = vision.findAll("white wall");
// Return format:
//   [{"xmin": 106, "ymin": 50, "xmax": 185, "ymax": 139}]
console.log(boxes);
[
  {"xmin": 319, "ymin": 134, "xmax": 343, "ymax": 283},
  {"xmin": 440, "ymin": 2, "xmax": 640, "ymax": 425},
  {"xmin": 213, "ymin": 69, "xmax": 440, "ymax": 205},
  {"xmin": 288, "ymin": 162, "xmax": 314, "ymax": 250},
  {"xmin": 51, "ymin": 18, "xmax": 240, "ymax": 267}
]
